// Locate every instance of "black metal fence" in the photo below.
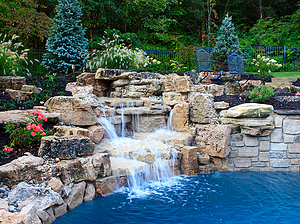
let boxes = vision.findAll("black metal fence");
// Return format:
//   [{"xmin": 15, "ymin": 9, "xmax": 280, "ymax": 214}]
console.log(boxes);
[{"xmin": 27, "ymin": 45, "xmax": 300, "ymax": 74}]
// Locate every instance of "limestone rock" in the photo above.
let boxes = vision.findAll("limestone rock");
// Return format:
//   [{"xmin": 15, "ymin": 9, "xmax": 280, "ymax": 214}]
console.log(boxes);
[
  {"xmin": 171, "ymin": 102, "xmax": 190, "ymax": 132},
  {"xmin": 197, "ymin": 153, "xmax": 210, "ymax": 165},
  {"xmin": 8, "ymin": 182, "xmax": 64, "ymax": 211},
  {"xmin": 0, "ymin": 76, "xmax": 26, "ymax": 91},
  {"xmin": 221, "ymin": 117, "xmax": 275, "ymax": 136},
  {"xmin": 65, "ymin": 182, "xmax": 86, "ymax": 210},
  {"xmin": 0, "ymin": 109, "xmax": 60, "ymax": 127},
  {"xmin": 45, "ymin": 96, "xmax": 97, "ymax": 126},
  {"xmin": 214, "ymin": 101, "xmax": 230, "ymax": 110},
  {"xmin": 94, "ymin": 176, "xmax": 117, "ymax": 196},
  {"xmin": 53, "ymin": 203, "xmax": 67, "ymax": 218},
  {"xmin": 57, "ymin": 153, "xmax": 111, "ymax": 184},
  {"xmin": 76, "ymin": 72, "xmax": 109, "ymax": 97},
  {"xmin": 211, "ymin": 157, "xmax": 229, "ymax": 172},
  {"xmin": 133, "ymin": 130, "xmax": 194, "ymax": 146},
  {"xmin": 87, "ymin": 125, "xmax": 105, "ymax": 144},
  {"xmin": 99, "ymin": 97, "xmax": 144, "ymax": 107},
  {"xmin": 54, "ymin": 126, "xmax": 91, "ymax": 138},
  {"xmin": 111, "ymin": 79, "xmax": 130, "ymax": 88},
  {"xmin": 71, "ymin": 85, "xmax": 94, "ymax": 96},
  {"xmin": 20, "ymin": 203, "xmax": 41, "ymax": 224},
  {"xmin": 0, "ymin": 155, "xmax": 45, "ymax": 187},
  {"xmin": 0, "ymin": 210, "xmax": 29, "ymax": 224},
  {"xmin": 84, "ymin": 183, "xmax": 96, "ymax": 202},
  {"xmin": 47, "ymin": 177, "xmax": 63, "ymax": 194},
  {"xmin": 65, "ymin": 82, "xmax": 84, "ymax": 92},
  {"xmin": 122, "ymin": 79, "xmax": 162, "ymax": 98},
  {"xmin": 224, "ymin": 82, "xmax": 242, "ymax": 95},
  {"xmin": 95, "ymin": 68, "xmax": 134, "ymax": 80},
  {"xmin": 162, "ymin": 91, "xmax": 188, "ymax": 106},
  {"xmin": 197, "ymin": 84, "xmax": 225, "ymax": 97},
  {"xmin": 93, "ymin": 106, "xmax": 116, "ymax": 117},
  {"xmin": 36, "ymin": 210, "xmax": 50, "ymax": 224},
  {"xmin": 0, "ymin": 198, "xmax": 8, "ymax": 211},
  {"xmin": 161, "ymin": 74, "xmax": 178, "ymax": 91},
  {"xmin": 133, "ymin": 115, "xmax": 167, "ymax": 133},
  {"xmin": 175, "ymin": 76, "xmax": 195, "ymax": 93},
  {"xmin": 180, "ymin": 146, "xmax": 198, "ymax": 175},
  {"xmin": 189, "ymin": 93, "xmax": 217, "ymax": 124},
  {"xmin": 110, "ymin": 157, "xmax": 148, "ymax": 177},
  {"xmin": 194, "ymin": 124, "xmax": 231, "ymax": 158},
  {"xmin": 220, "ymin": 103, "xmax": 274, "ymax": 118},
  {"xmin": 39, "ymin": 136, "xmax": 95, "ymax": 159}
]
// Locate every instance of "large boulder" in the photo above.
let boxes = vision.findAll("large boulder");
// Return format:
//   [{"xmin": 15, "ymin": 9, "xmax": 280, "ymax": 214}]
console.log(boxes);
[
  {"xmin": 45, "ymin": 96, "xmax": 97, "ymax": 126},
  {"xmin": 0, "ymin": 76, "xmax": 26, "ymax": 91},
  {"xmin": 76, "ymin": 72, "xmax": 109, "ymax": 97},
  {"xmin": 95, "ymin": 68, "xmax": 134, "ymax": 80},
  {"xmin": 8, "ymin": 182, "xmax": 64, "ymax": 211},
  {"xmin": 189, "ymin": 93, "xmax": 217, "ymax": 124},
  {"xmin": 194, "ymin": 124, "xmax": 231, "ymax": 158},
  {"xmin": 175, "ymin": 76, "xmax": 195, "ymax": 93},
  {"xmin": 65, "ymin": 182, "xmax": 86, "ymax": 210},
  {"xmin": 162, "ymin": 91, "xmax": 188, "ymax": 106},
  {"xmin": 196, "ymin": 84, "xmax": 225, "ymax": 97},
  {"xmin": 94, "ymin": 176, "xmax": 117, "ymax": 196},
  {"xmin": 171, "ymin": 102, "xmax": 190, "ymax": 132},
  {"xmin": 180, "ymin": 146, "xmax": 198, "ymax": 175},
  {"xmin": 39, "ymin": 136, "xmax": 95, "ymax": 159},
  {"xmin": 220, "ymin": 103, "xmax": 274, "ymax": 118},
  {"xmin": 133, "ymin": 115, "xmax": 167, "ymax": 133},
  {"xmin": 221, "ymin": 117, "xmax": 275, "ymax": 136}
]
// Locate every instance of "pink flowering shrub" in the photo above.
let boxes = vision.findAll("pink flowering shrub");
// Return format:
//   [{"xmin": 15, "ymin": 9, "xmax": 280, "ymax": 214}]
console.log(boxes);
[
  {"xmin": 4, "ymin": 110, "xmax": 53, "ymax": 149},
  {"xmin": 0, "ymin": 33, "xmax": 32, "ymax": 76},
  {"xmin": 245, "ymin": 85, "xmax": 276, "ymax": 103}
]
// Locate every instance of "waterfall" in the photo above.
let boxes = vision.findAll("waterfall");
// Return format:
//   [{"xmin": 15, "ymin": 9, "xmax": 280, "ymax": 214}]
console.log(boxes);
[
  {"xmin": 167, "ymin": 109, "xmax": 174, "ymax": 130},
  {"xmin": 97, "ymin": 117, "xmax": 118, "ymax": 139}
]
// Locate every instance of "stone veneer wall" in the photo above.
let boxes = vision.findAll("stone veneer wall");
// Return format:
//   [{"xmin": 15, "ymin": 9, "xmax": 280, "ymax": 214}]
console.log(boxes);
[{"xmin": 228, "ymin": 112, "xmax": 300, "ymax": 172}]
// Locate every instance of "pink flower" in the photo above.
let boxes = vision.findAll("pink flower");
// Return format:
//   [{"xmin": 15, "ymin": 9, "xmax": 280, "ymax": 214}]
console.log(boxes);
[
  {"xmin": 291, "ymin": 85, "xmax": 294, "ymax": 88},
  {"xmin": 3, "ymin": 147, "xmax": 13, "ymax": 152},
  {"xmin": 258, "ymin": 93, "xmax": 263, "ymax": 95},
  {"xmin": 265, "ymin": 86, "xmax": 268, "ymax": 88},
  {"xmin": 31, "ymin": 132, "xmax": 36, "ymax": 137},
  {"xmin": 296, "ymin": 92, "xmax": 300, "ymax": 96},
  {"xmin": 26, "ymin": 125, "xmax": 31, "ymax": 130},
  {"xmin": 3, "ymin": 147, "xmax": 7, "ymax": 152},
  {"xmin": 244, "ymin": 90, "xmax": 247, "ymax": 92},
  {"xmin": 37, "ymin": 116, "xmax": 41, "ymax": 121},
  {"xmin": 42, "ymin": 132, "xmax": 46, "ymax": 136},
  {"xmin": 38, "ymin": 123, "xmax": 44, "ymax": 131}
]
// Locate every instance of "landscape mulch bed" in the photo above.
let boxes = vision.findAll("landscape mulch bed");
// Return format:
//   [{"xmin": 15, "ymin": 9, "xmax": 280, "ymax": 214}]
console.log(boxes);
[{"xmin": 0, "ymin": 73, "xmax": 300, "ymax": 166}]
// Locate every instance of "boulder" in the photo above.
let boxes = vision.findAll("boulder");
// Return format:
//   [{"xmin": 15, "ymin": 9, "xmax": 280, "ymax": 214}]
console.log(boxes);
[
  {"xmin": 161, "ymin": 74, "xmax": 178, "ymax": 91},
  {"xmin": 0, "ymin": 110, "xmax": 60, "ymax": 127},
  {"xmin": 221, "ymin": 117, "xmax": 275, "ymax": 136},
  {"xmin": 180, "ymin": 146, "xmax": 198, "ymax": 175},
  {"xmin": 0, "ymin": 198, "xmax": 8, "ymax": 211},
  {"xmin": 171, "ymin": 102, "xmax": 190, "ymax": 132},
  {"xmin": 55, "ymin": 153, "xmax": 111, "ymax": 184},
  {"xmin": 194, "ymin": 124, "xmax": 231, "ymax": 158},
  {"xmin": 220, "ymin": 103, "xmax": 274, "ymax": 118},
  {"xmin": 95, "ymin": 68, "xmax": 134, "ymax": 80},
  {"xmin": 83, "ymin": 183, "xmax": 96, "ymax": 202},
  {"xmin": 196, "ymin": 84, "xmax": 225, "ymax": 97},
  {"xmin": 76, "ymin": 72, "xmax": 109, "ymax": 96},
  {"xmin": 0, "ymin": 155, "xmax": 45, "ymax": 187},
  {"xmin": 175, "ymin": 76, "xmax": 195, "ymax": 93},
  {"xmin": 65, "ymin": 182, "xmax": 86, "ymax": 210},
  {"xmin": 47, "ymin": 177, "xmax": 63, "ymax": 194},
  {"xmin": 111, "ymin": 79, "xmax": 130, "ymax": 88},
  {"xmin": 197, "ymin": 153, "xmax": 210, "ymax": 165},
  {"xmin": 162, "ymin": 91, "xmax": 188, "ymax": 106},
  {"xmin": 54, "ymin": 126, "xmax": 91, "ymax": 138},
  {"xmin": 39, "ymin": 136, "xmax": 95, "ymax": 159},
  {"xmin": 94, "ymin": 176, "xmax": 117, "ymax": 196},
  {"xmin": 53, "ymin": 203, "xmax": 67, "ymax": 218},
  {"xmin": 214, "ymin": 101, "xmax": 230, "ymax": 110},
  {"xmin": 0, "ymin": 211, "xmax": 29, "ymax": 224},
  {"xmin": 211, "ymin": 157, "xmax": 229, "ymax": 172},
  {"xmin": 20, "ymin": 203, "xmax": 42, "ymax": 224},
  {"xmin": 8, "ymin": 182, "xmax": 64, "ymax": 211},
  {"xmin": 45, "ymin": 96, "xmax": 97, "ymax": 126},
  {"xmin": 87, "ymin": 125, "xmax": 105, "ymax": 144},
  {"xmin": 110, "ymin": 157, "xmax": 148, "ymax": 177},
  {"xmin": 0, "ymin": 76, "xmax": 26, "ymax": 91},
  {"xmin": 65, "ymin": 82, "xmax": 84, "ymax": 92},
  {"xmin": 122, "ymin": 79, "xmax": 162, "ymax": 98},
  {"xmin": 71, "ymin": 85, "xmax": 94, "ymax": 95},
  {"xmin": 224, "ymin": 82, "xmax": 242, "ymax": 95},
  {"xmin": 133, "ymin": 115, "xmax": 167, "ymax": 133},
  {"xmin": 189, "ymin": 93, "xmax": 217, "ymax": 124}
]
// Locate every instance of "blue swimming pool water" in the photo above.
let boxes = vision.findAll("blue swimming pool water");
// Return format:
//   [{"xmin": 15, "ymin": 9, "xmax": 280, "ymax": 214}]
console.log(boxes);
[{"xmin": 54, "ymin": 172, "xmax": 300, "ymax": 224}]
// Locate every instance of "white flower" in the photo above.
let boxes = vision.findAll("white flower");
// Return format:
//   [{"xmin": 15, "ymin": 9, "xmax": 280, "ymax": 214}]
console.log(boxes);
[
  {"xmin": 257, "ymin": 55, "xmax": 261, "ymax": 59},
  {"xmin": 268, "ymin": 70, "xmax": 271, "ymax": 73},
  {"xmin": 258, "ymin": 70, "xmax": 261, "ymax": 73},
  {"xmin": 267, "ymin": 62, "xmax": 270, "ymax": 66}
]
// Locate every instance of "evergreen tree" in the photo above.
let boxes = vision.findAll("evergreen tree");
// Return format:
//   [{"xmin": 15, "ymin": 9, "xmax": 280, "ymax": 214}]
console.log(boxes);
[
  {"xmin": 211, "ymin": 14, "xmax": 242, "ymax": 70},
  {"xmin": 42, "ymin": 0, "xmax": 88, "ymax": 73}
]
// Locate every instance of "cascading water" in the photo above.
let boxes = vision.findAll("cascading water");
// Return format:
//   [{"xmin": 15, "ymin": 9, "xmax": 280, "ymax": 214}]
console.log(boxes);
[
  {"xmin": 97, "ymin": 113, "xmax": 177, "ymax": 194},
  {"xmin": 167, "ymin": 109, "xmax": 173, "ymax": 130}
]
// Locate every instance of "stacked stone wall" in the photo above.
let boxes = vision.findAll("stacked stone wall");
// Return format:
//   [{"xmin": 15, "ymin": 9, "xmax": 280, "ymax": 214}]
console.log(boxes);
[{"xmin": 228, "ymin": 112, "xmax": 300, "ymax": 172}]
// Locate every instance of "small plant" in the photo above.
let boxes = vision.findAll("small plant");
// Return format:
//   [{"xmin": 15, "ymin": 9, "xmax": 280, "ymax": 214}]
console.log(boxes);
[
  {"xmin": 0, "ymin": 146, "xmax": 13, "ymax": 159},
  {"xmin": 85, "ymin": 31, "xmax": 161, "ymax": 71},
  {"xmin": 245, "ymin": 85, "xmax": 276, "ymax": 103},
  {"xmin": 4, "ymin": 110, "xmax": 53, "ymax": 148},
  {"xmin": 290, "ymin": 85, "xmax": 300, "ymax": 96},
  {"xmin": 0, "ymin": 34, "xmax": 33, "ymax": 76},
  {"xmin": 169, "ymin": 60, "xmax": 188, "ymax": 72},
  {"xmin": 251, "ymin": 55, "xmax": 282, "ymax": 83}
]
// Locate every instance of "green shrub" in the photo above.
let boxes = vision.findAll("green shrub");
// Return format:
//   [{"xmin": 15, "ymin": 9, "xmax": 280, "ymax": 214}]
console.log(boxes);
[
  {"xmin": 245, "ymin": 85, "xmax": 276, "ymax": 103},
  {"xmin": 4, "ymin": 110, "xmax": 53, "ymax": 149}
]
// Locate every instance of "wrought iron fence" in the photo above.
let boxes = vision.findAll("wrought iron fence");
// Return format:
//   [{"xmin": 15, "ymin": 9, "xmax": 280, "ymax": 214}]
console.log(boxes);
[{"xmin": 27, "ymin": 45, "xmax": 300, "ymax": 75}]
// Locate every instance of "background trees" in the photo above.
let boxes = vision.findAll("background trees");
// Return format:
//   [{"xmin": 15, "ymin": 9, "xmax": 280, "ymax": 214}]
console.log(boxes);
[{"xmin": 0, "ymin": 0, "xmax": 298, "ymax": 50}]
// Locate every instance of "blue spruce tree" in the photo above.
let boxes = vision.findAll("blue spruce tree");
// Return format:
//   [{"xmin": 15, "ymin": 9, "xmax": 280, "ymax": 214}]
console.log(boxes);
[
  {"xmin": 211, "ymin": 14, "xmax": 242, "ymax": 70},
  {"xmin": 42, "ymin": 0, "xmax": 88, "ymax": 73}
]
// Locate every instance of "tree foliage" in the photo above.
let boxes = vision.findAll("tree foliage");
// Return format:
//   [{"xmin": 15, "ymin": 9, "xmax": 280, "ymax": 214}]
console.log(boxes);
[{"xmin": 42, "ymin": 0, "xmax": 88, "ymax": 72}]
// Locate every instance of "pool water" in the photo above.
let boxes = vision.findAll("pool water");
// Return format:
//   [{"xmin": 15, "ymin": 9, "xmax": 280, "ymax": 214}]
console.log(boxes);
[{"xmin": 54, "ymin": 172, "xmax": 300, "ymax": 224}]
